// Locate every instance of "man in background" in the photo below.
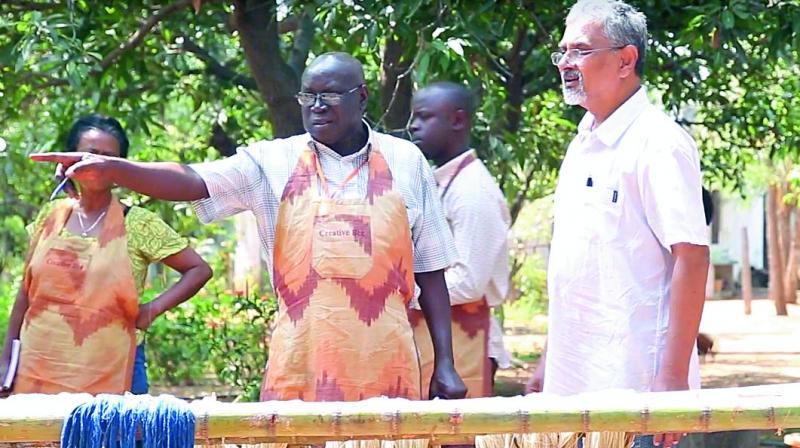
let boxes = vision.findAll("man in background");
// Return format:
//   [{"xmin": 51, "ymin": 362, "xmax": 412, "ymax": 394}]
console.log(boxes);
[{"xmin": 409, "ymin": 82, "xmax": 512, "ymax": 398}]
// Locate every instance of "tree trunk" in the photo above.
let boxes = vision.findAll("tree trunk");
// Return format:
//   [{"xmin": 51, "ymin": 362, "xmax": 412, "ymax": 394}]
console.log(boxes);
[
  {"xmin": 741, "ymin": 227, "xmax": 752, "ymax": 315},
  {"xmin": 790, "ymin": 208, "xmax": 800, "ymax": 304},
  {"xmin": 233, "ymin": 0, "xmax": 304, "ymax": 138},
  {"xmin": 503, "ymin": 27, "xmax": 528, "ymax": 134},
  {"xmin": 785, "ymin": 226, "xmax": 798, "ymax": 305},
  {"xmin": 379, "ymin": 34, "xmax": 414, "ymax": 133},
  {"xmin": 767, "ymin": 185, "xmax": 788, "ymax": 315},
  {"xmin": 776, "ymin": 183, "xmax": 789, "ymax": 267}
]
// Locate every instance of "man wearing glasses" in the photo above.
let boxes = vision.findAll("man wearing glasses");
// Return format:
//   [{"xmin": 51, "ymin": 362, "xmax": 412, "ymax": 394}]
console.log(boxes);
[
  {"xmin": 530, "ymin": 1, "xmax": 709, "ymax": 447},
  {"xmin": 32, "ymin": 52, "xmax": 467, "ymax": 403}
]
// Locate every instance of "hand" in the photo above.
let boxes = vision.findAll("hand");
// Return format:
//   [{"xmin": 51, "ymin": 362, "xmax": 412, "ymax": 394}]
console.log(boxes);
[
  {"xmin": 135, "ymin": 302, "xmax": 160, "ymax": 331},
  {"xmin": 650, "ymin": 373, "xmax": 690, "ymax": 446},
  {"xmin": 54, "ymin": 165, "xmax": 79, "ymax": 199},
  {"xmin": 429, "ymin": 361, "xmax": 467, "ymax": 399},
  {"xmin": 31, "ymin": 152, "xmax": 111, "ymax": 185},
  {"xmin": 526, "ymin": 358, "xmax": 545, "ymax": 393}
]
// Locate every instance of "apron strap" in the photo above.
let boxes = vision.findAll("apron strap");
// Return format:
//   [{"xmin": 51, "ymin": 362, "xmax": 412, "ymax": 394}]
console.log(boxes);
[{"xmin": 440, "ymin": 151, "xmax": 477, "ymax": 199}]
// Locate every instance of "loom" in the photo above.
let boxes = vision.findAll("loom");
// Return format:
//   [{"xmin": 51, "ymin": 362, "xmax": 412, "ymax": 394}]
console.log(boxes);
[{"xmin": 0, "ymin": 383, "xmax": 797, "ymax": 447}]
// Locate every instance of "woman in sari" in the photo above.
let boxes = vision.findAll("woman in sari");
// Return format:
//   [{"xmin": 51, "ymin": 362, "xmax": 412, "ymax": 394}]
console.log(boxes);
[{"xmin": 0, "ymin": 114, "xmax": 212, "ymax": 394}]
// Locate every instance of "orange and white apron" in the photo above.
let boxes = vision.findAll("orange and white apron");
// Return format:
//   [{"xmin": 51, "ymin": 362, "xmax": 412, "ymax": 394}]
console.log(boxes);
[
  {"xmin": 408, "ymin": 152, "xmax": 492, "ymax": 398},
  {"xmin": 262, "ymin": 141, "xmax": 420, "ymax": 401},
  {"xmin": 16, "ymin": 198, "xmax": 138, "ymax": 394}
]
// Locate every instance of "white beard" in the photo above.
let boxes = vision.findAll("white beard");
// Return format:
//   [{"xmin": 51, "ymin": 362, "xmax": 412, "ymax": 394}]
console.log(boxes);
[{"xmin": 561, "ymin": 73, "xmax": 587, "ymax": 106}]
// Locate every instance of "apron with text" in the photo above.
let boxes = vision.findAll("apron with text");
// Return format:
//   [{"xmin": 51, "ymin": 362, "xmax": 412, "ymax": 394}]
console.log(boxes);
[
  {"xmin": 262, "ymin": 141, "xmax": 420, "ymax": 401},
  {"xmin": 16, "ymin": 198, "xmax": 138, "ymax": 394}
]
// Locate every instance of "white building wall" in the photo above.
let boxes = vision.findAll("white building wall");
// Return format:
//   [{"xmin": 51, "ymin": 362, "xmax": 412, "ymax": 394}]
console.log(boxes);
[{"xmin": 714, "ymin": 193, "xmax": 766, "ymax": 280}]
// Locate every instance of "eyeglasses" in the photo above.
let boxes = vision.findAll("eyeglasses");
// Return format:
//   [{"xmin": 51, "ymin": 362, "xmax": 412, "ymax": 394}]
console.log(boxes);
[
  {"xmin": 550, "ymin": 46, "xmax": 626, "ymax": 65},
  {"xmin": 295, "ymin": 85, "xmax": 363, "ymax": 107}
]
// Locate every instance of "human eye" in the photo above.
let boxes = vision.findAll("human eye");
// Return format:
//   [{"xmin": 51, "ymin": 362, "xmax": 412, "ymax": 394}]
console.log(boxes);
[
  {"xmin": 297, "ymin": 92, "xmax": 315, "ymax": 101},
  {"xmin": 320, "ymin": 92, "xmax": 343, "ymax": 103}
]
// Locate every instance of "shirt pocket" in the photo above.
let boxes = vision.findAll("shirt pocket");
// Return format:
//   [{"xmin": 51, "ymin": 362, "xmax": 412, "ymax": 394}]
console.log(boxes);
[{"xmin": 581, "ymin": 184, "xmax": 624, "ymax": 244}]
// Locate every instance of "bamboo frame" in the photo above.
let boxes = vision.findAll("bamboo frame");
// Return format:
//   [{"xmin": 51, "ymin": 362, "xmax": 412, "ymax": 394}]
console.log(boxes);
[{"xmin": 0, "ymin": 383, "xmax": 797, "ymax": 445}]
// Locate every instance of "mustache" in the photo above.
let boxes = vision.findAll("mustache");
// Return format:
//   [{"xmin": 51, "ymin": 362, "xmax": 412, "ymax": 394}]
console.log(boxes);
[{"xmin": 561, "ymin": 70, "xmax": 582, "ymax": 82}]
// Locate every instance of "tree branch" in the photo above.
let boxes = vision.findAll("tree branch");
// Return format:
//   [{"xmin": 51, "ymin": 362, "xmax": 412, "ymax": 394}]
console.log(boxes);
[
  {"xmin": 377, "ymin": 33, "xmax": 420, "ymax": 132},
  {"xmin": 288, "ymin": 7, "xmax": 315, "ymax": 76},
  {"xmin": 180, "ymin": 36, "xmax": 258, "ymax": 90},
  {"xmin": 509, "ymin": 164, "xmax": 536, "ymax": 226},
  {"xmin": 100, "ymin": 0, "xmax": 193, "ymax": 70},
  {"xmin": 209, "ymin": 122, "xmax": 239, "ymax": 157},
  {"xmin": 232, "ymin": 0, "xmax": 304, "ymax": 137}
]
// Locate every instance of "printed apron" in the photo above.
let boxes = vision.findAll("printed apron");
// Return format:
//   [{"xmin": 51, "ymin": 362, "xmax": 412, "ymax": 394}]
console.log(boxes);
[
  {"xmin": 16, "ymin": 198, "xmax": 138, "ymax": 394},
  {"xmin": 408, "ymin": 152, "xmax": 492, "ymax": 398},
  {"xmin": 262, "ymin": 141, "xmax": 420, "ymax": 401}
]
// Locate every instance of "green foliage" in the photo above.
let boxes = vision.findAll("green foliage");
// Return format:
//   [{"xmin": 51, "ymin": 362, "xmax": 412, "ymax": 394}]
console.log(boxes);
[
  {"xmin": 0, "ymin": 277, "xmax": 17, "ymax": 350},
  {"xmin": 1, "ymin": 0, "xmax": 800, "ymax": 397},
  {"xmin": 503, "ymin": 196, "xmax": 553, "ymax": 325},
  {"xmin": 504, "ymin": 252, "xmax": 549, "ymax": 323},
  {"xmin": 144, "ymin": 283, "xmax": 277, "ymax": 402}
]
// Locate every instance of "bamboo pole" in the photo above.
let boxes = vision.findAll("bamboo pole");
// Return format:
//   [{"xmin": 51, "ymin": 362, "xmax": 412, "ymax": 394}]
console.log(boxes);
[
  {"xmin": 741, "ymin": 226, "xmax": 753, "ymax": 315},
  {"xmin": 0, "ymin": 384, "xmax": 798, "ymax": 445}
]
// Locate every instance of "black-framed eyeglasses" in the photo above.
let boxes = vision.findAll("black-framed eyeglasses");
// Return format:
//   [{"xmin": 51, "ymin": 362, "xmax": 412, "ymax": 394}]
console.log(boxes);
[
  {"xmin": 295, "ymin": 84, "xmax": 363, "ymax": 107},
  {"xmin": 550, "ymin": 46, "xmax": 626, "ymax": 65}
]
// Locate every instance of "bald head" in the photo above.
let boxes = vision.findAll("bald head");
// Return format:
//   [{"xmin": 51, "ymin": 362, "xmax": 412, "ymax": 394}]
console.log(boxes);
[
  {"xmin": 302, "ymin": 52, "xmax": 366, "ymax": 86},
  {"xmin": 299, "ymin": 52, "xmax": 369, "ymax": 154},
  {"xmin": 410, "ymin": 82, "xmax": 474, "ymax": 165},
  {"xmin": 416, "ymin": 82, "xmax": 475, "ymax": 118}
]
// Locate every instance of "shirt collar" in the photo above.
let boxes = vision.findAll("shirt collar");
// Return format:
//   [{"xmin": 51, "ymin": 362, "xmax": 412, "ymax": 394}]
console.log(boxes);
[
  {"xmin": 306, "ymin": 119, "xmax": 374, "ymax": 161},
  {"xmin": 578, "ymin": 86, "xmax": 649, "ymax": 148},
  {"xmin": 434, "ymin": 149, "xmax": 476, "ymax": 186}
]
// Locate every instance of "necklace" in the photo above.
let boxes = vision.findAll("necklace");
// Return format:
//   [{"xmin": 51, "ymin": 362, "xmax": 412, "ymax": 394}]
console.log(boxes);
[{"xmin": 76, "ymin": 207, "xmax": 108, "ymax": 237}]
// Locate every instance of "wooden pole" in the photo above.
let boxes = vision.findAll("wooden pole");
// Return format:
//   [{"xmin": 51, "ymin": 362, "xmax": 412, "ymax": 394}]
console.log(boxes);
[
  {"xmin": 0, "ymin": 384, "xmax": 799, "ymax": 444},
  {"xmin": 768, "ymin": 185, "xmax": 789, "ymax": 315},
  {"xmin": 741, "ymin": 226, "xmax": 753, "ymax": 315}
]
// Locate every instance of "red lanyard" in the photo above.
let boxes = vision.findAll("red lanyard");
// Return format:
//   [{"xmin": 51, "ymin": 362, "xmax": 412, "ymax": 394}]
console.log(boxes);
[{"xmin": 313, "ymin": 148, "xmax": 369, "ymax": 198}]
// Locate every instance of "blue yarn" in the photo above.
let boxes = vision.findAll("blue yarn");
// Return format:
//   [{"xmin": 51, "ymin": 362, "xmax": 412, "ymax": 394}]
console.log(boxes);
[{"xmin": 60, "ymin": 394, "xmax": 195, "ymax": 448}]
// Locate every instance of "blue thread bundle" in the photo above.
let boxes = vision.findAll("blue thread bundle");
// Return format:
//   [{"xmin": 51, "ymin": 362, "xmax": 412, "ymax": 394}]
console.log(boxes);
[{"xmin": 60, "ymin": 394, "xmax": 195, "ymax": 448}]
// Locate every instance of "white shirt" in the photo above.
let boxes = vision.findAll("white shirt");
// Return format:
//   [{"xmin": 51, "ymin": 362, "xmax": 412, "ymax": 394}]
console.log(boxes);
[
  {"xmin": 544, "ymin": 87, "xmax": 709, "ymax": 395},
  {"xmin": 190, "ymin": 123, "xmax": 457, "ymax": 282},
  {"xmin": 435, "ymin": 150, "xmax": 512, "ymax": 367},
  {"xmin": 434, "ymin": 150, "xmax": 511, "ymax": 308}
]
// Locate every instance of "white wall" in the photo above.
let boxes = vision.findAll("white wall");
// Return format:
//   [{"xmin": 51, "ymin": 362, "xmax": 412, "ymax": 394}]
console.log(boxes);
[{"xmin": 715, "ymin": 193, "xmax": 766, "ymax": 280}]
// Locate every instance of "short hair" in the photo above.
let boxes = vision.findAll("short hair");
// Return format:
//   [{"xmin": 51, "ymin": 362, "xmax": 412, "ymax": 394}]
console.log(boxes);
[
  {"xmin": 422, "ymin": 81, "xmax": 475, "ymax": 117},
  {"xmin": 566, "ymin": 0, "xmax": 648, "ymax": 76},
  {"xmin": 65, "ymin": 114, "xmax": 130, "ymax": 159}
]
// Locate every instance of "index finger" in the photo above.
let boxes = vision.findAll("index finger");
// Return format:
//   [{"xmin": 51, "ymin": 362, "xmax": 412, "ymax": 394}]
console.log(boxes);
[{"xmin": 29, "ymin": 152, "xmax": 84, "ymax": 163}]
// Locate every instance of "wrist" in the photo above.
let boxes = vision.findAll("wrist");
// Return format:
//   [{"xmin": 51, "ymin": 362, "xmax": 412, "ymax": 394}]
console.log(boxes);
[
  {"xmin": 433, "ymin": 358, "xmax": 455, "ymax": 371},
  {"xmin": 105, "ymin": 156, "xmax": 119, "ymax": 179},
  {"xmin": 655, "ymin": 366, "xmax": 689, "ymax": 382}
]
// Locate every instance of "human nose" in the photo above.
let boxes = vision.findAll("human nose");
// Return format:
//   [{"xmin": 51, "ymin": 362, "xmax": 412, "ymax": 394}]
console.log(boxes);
[
  {"xmin": 310, "ymin": 95, "xmax": 328, "ymax": 112},
  {"xmin": 557, "ymin": 55, "xmax": 576, "ymax": 71},
  {"xmin": 408, "ymin": 119, "xmax": 420, "ymax": 134}
]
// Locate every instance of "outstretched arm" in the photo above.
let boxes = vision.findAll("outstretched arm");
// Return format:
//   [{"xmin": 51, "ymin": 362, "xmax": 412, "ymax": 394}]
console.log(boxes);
[{"xmin": 31, "ymin": 153, "xmax": 209, "ymax": 201}]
